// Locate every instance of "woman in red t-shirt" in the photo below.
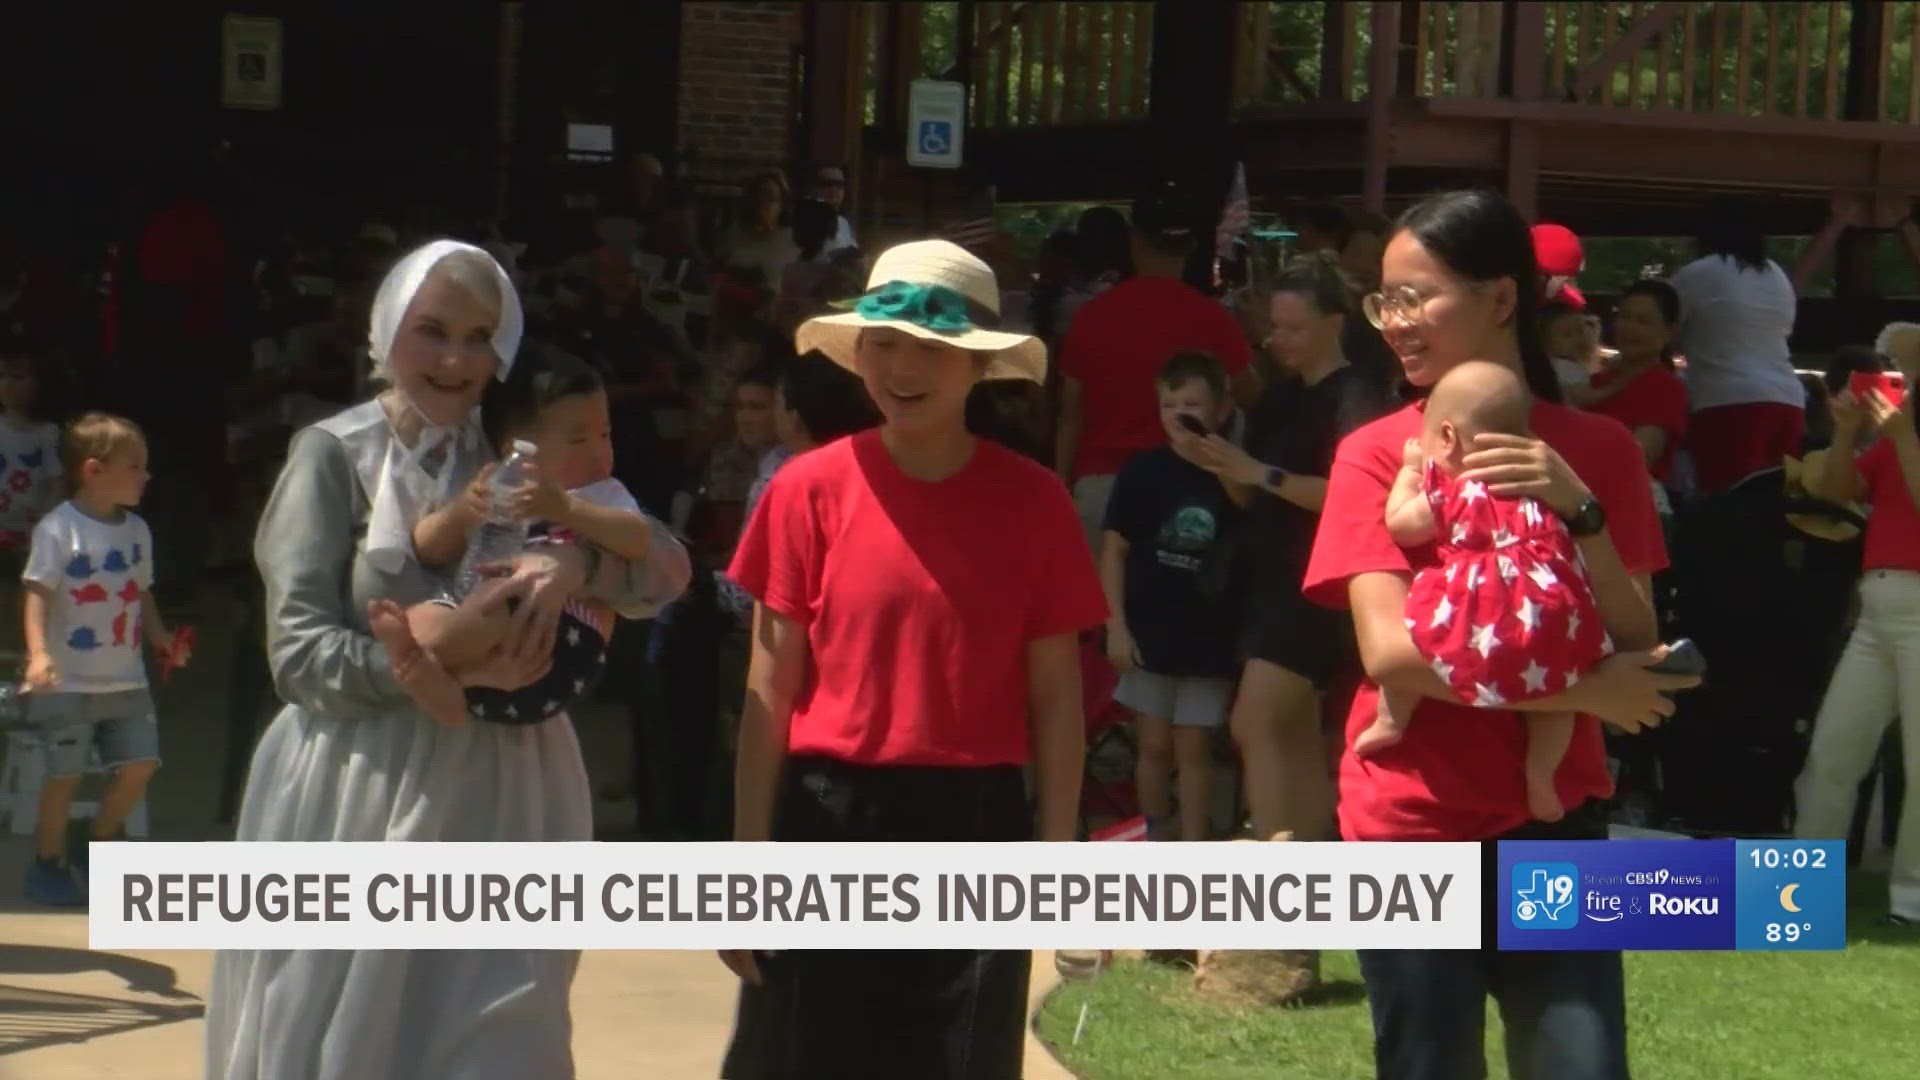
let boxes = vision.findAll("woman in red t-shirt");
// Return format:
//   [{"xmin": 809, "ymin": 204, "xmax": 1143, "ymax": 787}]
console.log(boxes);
[
  {"xmin": 718, "ymin": 240, "xmax": 1108, "ymax": 1079},
  {"xmin": 1793, "ymin": 338, "xmax": 1920, "ymax": 928},
  {"xmin": 1588, "ymin": 279, "xmax": 1690, "ymax": 491},
  {"xmin": 1302, "ymin": 190, "xmax": 1697, "ymax": 1079}
]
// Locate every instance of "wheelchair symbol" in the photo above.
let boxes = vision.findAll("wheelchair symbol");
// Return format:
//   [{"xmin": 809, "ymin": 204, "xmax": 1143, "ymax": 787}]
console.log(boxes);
[{"xmin": 917, "ymin": 120, "xmax": 952, "ymax": 157}]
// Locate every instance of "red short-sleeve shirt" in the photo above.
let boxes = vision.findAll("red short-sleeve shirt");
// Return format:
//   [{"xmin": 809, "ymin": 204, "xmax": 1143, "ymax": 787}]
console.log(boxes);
[
  {"xmin": 728, "ymin": 430, "xmax": 1109, "ymax": 767},
  {"xmin": 1060, "ymin": 276, "xmax": 1254, "ymax": 478},
  {"xmin": 1857, "ymin": 438, "xmax": 1920, "ymax": 572},
  {"xmin": 1302, "ymin": 401, "xmax": 1667, "ymax": 841},
  {"xmin": 1587, "ymin": 364, "xmax": 1689, "ymax": 482}
]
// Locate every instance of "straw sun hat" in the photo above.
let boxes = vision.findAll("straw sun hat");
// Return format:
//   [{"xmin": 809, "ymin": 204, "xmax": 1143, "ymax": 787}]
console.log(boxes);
[{"xmin": 795, "ymin": 239, "xmax": 1047, "ymax": 384}]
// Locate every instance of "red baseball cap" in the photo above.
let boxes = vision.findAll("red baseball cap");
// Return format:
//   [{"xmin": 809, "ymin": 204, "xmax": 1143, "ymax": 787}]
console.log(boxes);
[{"xmin": 1532, "ymin": 223, "xmax": 1586, "ymax": 309}]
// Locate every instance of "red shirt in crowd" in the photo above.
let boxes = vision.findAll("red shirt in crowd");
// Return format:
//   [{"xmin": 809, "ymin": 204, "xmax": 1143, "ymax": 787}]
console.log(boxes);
[
  {"xmin": 1060, "ymin": 276, "xmax": 1253, "ymax": 478},
  {"xmin": 138, "ymin": 197, "xmax": 228, "ymax": 343},
  {"xmin": 728, "ymin": 429, "xmax": 1109, "ymax": 767},
  {"xmin": 1587, "ymin": 363, "xmax": 1689, "ymax": 482},
  {"xmin": 1303, "ymin": 400, "xmax": 1666, "ymax": 842},
  {"xmin": 1857, "ymin": 437, "xmax": 1920, "ymax": 572}
]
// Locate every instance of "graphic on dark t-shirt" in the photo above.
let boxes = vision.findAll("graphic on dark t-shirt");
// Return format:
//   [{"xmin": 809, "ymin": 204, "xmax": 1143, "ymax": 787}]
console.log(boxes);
[{"xmin": 1103, "ymin": 447, "xmax": 1239, "ymax": 678}]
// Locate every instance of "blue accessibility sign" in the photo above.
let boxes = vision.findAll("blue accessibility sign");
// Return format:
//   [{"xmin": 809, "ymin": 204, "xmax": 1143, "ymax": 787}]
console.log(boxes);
[{"xmin": 917, "ymin": 120, "xmax": 953, "ymax": 158}]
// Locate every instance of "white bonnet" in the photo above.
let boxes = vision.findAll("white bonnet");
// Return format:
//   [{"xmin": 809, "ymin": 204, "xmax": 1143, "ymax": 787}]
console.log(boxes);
[{"xmin": 367, "ymin": 239, "xmax": 525, "ymax": 380}]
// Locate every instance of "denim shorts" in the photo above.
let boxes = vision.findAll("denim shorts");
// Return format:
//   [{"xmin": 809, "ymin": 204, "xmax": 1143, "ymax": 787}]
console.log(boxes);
[{"xmin": 27, "ymin": 688, "xmax": 161, "ymax": 777}]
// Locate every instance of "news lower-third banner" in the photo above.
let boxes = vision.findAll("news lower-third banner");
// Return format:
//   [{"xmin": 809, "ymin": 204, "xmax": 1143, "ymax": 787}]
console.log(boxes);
[
  {"xmin": 90, "ymin": 840, "xmax": 1477, "ymax": 951},
  {"xmin": 86, "ymin": 839, "xmax": 1844, "ymax": 952}
]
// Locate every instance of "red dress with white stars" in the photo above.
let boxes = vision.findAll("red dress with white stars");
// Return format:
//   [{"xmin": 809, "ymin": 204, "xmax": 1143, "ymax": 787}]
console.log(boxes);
[{"xmin": 1404, "ymin": 460, "xmax": 1611, "ymax": 707}]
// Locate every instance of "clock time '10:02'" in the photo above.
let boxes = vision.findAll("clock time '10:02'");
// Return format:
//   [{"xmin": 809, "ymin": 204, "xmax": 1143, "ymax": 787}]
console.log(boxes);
[{"xmin": 1749, "ymin": 847, "xmax": 1828, "ymax": 871}]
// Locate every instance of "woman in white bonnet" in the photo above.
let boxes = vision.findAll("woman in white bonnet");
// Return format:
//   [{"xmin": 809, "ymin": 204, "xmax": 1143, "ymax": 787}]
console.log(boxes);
[{"xmin": 206, "ymin": 240, "xmax": 690, "ymax": 1080}]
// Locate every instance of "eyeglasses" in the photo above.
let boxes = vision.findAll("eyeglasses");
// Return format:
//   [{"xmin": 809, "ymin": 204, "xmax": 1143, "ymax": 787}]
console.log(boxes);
[{"xmin": 1360, "ymin": 284, "xmax": 1431, "ymax": 330}]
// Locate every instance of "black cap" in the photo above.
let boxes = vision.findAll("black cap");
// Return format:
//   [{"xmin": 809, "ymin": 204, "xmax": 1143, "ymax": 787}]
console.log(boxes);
[{"xmin": 1131, "ymin": 177, "xmax": 1202, "ymax": 241}]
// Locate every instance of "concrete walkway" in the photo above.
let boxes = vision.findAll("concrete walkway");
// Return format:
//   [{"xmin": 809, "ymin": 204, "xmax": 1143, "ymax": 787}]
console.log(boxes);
[
  {"xmin": 0, "ymin": 579, "xmax": 1073, "ymax": 1077},
  {"xmin": 0, "ymin": 895, "xmax": 1070, "ymax": 1079}
]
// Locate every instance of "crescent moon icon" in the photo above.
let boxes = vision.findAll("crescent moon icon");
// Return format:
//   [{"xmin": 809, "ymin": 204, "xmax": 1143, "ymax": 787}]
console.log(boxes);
[{"xmin": 1780, "ymin": 883, "xmax": 1802, "ymax": 913}]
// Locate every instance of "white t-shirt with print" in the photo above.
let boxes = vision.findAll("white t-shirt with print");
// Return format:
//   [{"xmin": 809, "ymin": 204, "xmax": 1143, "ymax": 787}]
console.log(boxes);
[
  {"xmin": 23, "ymin": 501, "xmax": 155, "ymax": 693},
  {"xmin": 0, "ymin": 418, "xmax": 62, "ymax": 546}
]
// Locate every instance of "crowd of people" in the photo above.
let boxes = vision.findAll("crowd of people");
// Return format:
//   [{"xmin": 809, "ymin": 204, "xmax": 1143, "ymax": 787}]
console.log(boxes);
[{"xmin": 1, "ymin": 142, "xmax": 1916, "ymax": 1078}]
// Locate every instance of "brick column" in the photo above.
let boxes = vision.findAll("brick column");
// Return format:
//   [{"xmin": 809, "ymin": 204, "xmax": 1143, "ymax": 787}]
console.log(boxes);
[{"xmin": 677, "ymin": 1, "xmax": 805, "ymax": 189}]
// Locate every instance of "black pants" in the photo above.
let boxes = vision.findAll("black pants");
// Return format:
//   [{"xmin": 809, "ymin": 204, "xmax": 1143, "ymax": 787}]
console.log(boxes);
[
  {"xmin": 1357, "ymin": 801, "xmax": 1630, "ymax": 1080},
  {"xmin": 721, "ymin": 758, "xmax": 1033, "ymax": 1080}
]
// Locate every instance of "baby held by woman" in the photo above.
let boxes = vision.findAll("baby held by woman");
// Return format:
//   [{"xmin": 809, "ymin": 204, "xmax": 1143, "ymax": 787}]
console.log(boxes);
[
  {"xmin": 1367, "ymin": 361, "xmax": 1611, "ymax": 822},
  {"xmin": 370, "ymin": 347, "xmax": 652, "ymax": 727}
]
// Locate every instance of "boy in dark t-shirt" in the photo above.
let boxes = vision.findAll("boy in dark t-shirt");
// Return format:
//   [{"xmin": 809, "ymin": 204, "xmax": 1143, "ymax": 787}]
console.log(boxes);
[{"xmin": 1101, "ymin": 352, "xmax": 1242, "ymax": 841}]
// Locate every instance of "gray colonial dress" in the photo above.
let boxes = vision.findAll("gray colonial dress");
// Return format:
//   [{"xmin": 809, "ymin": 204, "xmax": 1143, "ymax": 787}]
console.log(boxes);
[{"xmin": 205, "ymin": 399, "xmax": 689, "ymax": 1080}]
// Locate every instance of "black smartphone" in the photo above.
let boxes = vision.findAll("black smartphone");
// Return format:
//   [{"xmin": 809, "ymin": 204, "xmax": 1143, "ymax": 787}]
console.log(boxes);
[
  {"xmin": 1649, "ymin": 638, "xmax": 1707, "ymax": 679},
  {"xmin": 1176, "ymin": 413, "xmax": 1211, "ymax": 436}
]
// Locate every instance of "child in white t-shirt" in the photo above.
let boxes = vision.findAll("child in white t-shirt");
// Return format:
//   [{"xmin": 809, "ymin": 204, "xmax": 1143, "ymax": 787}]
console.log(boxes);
[
  {"xmin": 368, "ymin": 349, "xmax": 653, "ymax": 728},
  {"xmin": 20, "ymin": 413, "xmax": 190, "ymax": 907},
  {"xmin": 0, "ymin": 344, "xmax": 62, "ymax": 554}
]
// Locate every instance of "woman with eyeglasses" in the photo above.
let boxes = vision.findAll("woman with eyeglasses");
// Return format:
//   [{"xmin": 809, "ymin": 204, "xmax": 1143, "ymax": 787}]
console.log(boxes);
[{"xmin": 1301, "ymin": 190, "xmax": 1698, "ymax": 1080}]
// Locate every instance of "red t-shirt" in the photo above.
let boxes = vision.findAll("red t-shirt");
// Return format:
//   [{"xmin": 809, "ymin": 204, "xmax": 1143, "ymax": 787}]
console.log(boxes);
[
  {"xmin": 1857, "ymin": 438, "xmax": 1920, "ymax": 572},
  {"xmin": 728, "ymin": 430, "xmax": 1110, "ymax": 766},
  {"xmin": 1588, "ymin": 364, "xmax": 1689, "ymax": 482},
  {"xmin": 1302, "ymin": 401, "xmax": 1667, "ymax": 841},
  {"xmin": 1060, "ymin": 276, "xmax": 1253, "ymax": 478}
]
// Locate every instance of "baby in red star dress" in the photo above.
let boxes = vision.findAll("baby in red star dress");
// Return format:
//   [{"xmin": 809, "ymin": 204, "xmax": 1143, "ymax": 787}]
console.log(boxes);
[{"xmin": 1366, "ymin": 362, "xmax": 1612, "ymax": 822}]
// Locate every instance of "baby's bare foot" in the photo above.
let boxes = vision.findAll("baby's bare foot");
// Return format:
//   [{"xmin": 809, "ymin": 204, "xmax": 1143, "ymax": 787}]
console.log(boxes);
[
  {"xmin": 369, "ymin": 601, "xmax": 468, "ymax": 728},
  {"xmin": 1526, "ymin": 774, "xmax": 1566, "ymax": 823},
  {"xmin": 1352, "ymin": 721, "xmax": 1405, "ymax": 760}
]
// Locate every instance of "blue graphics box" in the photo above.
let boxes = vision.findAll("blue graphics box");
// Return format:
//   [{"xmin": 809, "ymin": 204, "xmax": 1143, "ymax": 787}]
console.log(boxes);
[{"xmin": 1498, "ymin": 840, "xmax": 1845, "ymax": 951}]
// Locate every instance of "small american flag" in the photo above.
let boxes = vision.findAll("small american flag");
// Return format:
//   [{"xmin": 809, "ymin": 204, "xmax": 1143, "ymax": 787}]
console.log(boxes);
[{"xmin": 1215, "ymin": 161, "xmax": 1250, "ymax": 259}]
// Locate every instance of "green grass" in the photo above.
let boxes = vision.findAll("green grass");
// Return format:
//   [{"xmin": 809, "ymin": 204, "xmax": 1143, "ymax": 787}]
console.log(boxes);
[{"xmin": 1036, "ymin": 876, "xmax": 1920, "ymax": 1080}]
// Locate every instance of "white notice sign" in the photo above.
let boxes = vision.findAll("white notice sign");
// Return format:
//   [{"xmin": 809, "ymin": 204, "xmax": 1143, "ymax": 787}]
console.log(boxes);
[
  {"xmin": 906, "ymin": 80, "xmax": 966, "ymax": 169},
  {"xmin": 222, "ymin": 16, "xmax": 283, "ymax": 111}
]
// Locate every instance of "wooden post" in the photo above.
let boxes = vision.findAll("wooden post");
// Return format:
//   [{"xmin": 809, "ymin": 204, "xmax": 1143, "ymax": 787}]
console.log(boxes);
[
  {"xmin": 1838, "ymin": 1, "xmax": 1890, "ymax": 303},
  {"xmin": 1364, "ymin": 3, "xmax": 1401, "ymax": 215},
  {"xmin": 803, "ymin": 3, "xmax": 862, "ymax": 177},
  {"xmin": 1321, "ymin": 0, "xmax": 1355, "ymax": 101},
  {"xmin": 1504, "ymin": 0, "xmax": 1547, "ymax": 219},
  {"xmin": 1149, "ymin": 0, "xmax": 1237, "ymax": 202}
]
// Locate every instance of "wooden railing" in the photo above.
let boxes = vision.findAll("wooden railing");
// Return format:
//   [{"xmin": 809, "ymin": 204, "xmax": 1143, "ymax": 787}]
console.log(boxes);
[
  {"xmin": 1233, "ymin": 1, "xmax": 1920, "ymax": 125},
  {"xmin": 968, "ymin": 1, "xmax": 1155, "ymax": 129},
  {"xmin": 1543, "ymin": 2, "xmax": 1854, "ymax": 119}
]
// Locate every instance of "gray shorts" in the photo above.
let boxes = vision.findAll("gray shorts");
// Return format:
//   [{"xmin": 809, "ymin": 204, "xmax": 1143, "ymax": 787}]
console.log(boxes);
[
  {"xmin": 1114, "ymin": 670, "xmax": 1234, "ymax": 729},
  {"xmin": 26, "ymin": 688, "xmax": 161, "ymax": 777},
  {"xmin": 1072, "ymin": 474, "xmax": 1117, "ymax": 557}
]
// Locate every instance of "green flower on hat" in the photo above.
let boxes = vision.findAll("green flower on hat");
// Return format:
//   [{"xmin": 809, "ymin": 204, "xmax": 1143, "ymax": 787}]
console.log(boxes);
[{"xmin": 843, "ymin": 281, "xmax": 973, "ymax": 335}]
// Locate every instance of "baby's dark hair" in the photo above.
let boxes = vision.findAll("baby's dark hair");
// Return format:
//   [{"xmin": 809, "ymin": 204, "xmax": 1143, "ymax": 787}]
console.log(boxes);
[
  {"xmin": 480, "ymin": 342, "xmax": 605, "ymax": 452},
  {"xmin": 1158, "ymin": 350, "xmax": 1229, "ymax": 400}
]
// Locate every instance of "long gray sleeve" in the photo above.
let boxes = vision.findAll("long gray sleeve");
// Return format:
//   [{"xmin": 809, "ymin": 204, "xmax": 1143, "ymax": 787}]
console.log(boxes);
[
  {"xmin": 589, "ymin": 519, "xmax": 692, "ymax": 620},
  {"xmin": 254, "ymin": 427, "xmax": 413, "ymax": 717}
]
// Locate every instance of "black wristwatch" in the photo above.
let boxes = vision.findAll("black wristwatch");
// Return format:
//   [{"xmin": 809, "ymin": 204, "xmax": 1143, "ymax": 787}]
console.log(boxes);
[
  {"xmin": 1264, "ymin": 465, "xmax": 1288, "ymax": 491},
  {"xmin": 1560, "ymin": 497, "xmax": 1607, "ymax": 538}
]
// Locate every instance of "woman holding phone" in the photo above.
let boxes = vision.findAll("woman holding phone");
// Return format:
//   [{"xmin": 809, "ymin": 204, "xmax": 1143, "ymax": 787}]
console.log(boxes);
[{"xmin": 1793, "ymin": 321, "xmax": 1920, "ymax": 928}]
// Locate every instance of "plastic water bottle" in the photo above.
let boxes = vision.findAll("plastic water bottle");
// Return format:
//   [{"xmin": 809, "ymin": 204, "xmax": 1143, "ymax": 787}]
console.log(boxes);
[{"xmin": 455, "ymin": 440, "xmax": 537, "ymax": 597}]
